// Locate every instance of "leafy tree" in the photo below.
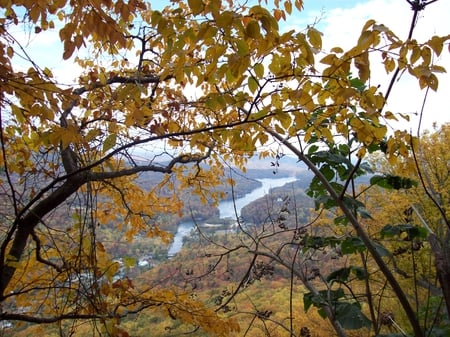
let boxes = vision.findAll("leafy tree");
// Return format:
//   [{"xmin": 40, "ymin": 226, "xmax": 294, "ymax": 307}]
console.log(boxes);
[
  {"xmin": 369, "ymin": 123, "xmax": 450, "ymax": 336},
  {"xmin": 0, "ymin": 0, "xmax": 448, "ymax": 336},
  {"xmin": 203, "ymin": 1, "xmax": 449, "ymax": 336},
  {"xmin": 0, "ymin": 0, "xmax": 303, "ymax": 335}
]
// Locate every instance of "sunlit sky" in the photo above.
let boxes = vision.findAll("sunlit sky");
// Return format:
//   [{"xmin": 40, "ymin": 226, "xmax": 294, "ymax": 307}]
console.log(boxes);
[
  {"xmin": 288, "ymin": 0, "xmax": 450, "ymax": 134},
  {"xmin": 15, "ymin": 0, "xmax": 450, "ymax": 133}
]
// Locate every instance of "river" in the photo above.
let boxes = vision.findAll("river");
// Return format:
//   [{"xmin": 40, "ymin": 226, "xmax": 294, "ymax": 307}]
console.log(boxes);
[{"xmin": 167, "ymin": 176, "xmax": 297, "ymax": 256}]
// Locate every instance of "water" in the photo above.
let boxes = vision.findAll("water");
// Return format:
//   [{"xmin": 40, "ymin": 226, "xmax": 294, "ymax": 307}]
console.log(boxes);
[
  {"xmin": 218, "ymin": 177, "xmax": 297, "ymax": 218},
  {"xmin": 167, "ymin": 222, "xmax": 196, "ymax": 256},
  {"xmin": 167, "ymin": 176, "xmax": 297, "ymax": 256}
]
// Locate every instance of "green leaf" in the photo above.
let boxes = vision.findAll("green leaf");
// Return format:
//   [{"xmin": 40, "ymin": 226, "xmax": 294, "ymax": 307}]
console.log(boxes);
[
  {"xmin": 337, "ymin": 144, "xmax": 350, "ymax": 156},
  {"xmin": 381, "ymin": 224, "xmax": 428, "ymax": 240},
  {"xmin": 351, "ymin": 266, "xmax": 368, "ymax": 280},
  {"xmin": 307, "ymin": 144, "xmax": 319, "ymax": 155},
  {"xmin": 327, "ymin": 267, "xmax": 351, "ymax": 282},
  {"xmin": 235, "ymin": 39, "xmax": 249, "ymax": 56},
  {"xmin": 341, "ymin": 236, "xmax": 366, "ymax": 254},
  {"xmin": 309, "ymin": 151, "xmax": 352, "ymax": 166},
  {"xmin": 327, "ymin": 266, "xmax": 368, "ymax": 283},
  {"xmin": 358, "ymin": 161, "xmax": 373, "ymax": 173},
  {"xmin": 303, "ymin": 289, "xmax": 345, "ymax": 312},
  {"xmin": 349, "ymin": 76, "xmax": 366, "ymax": 92},
  {"xmin": 303, "ymin": 292, "xmax": 322, "ymax": 312},
  {"xmin": 335, "ymin": 302, "xmax": 371, "ymax": 329},
  {"xmin": 314, "ymin": 195, "xmax": 336, "ymax": 210},
  {"xmin": 302, "ymin": 236, "xmax": 341, "ymax": 251},
  {"xmin": 215, "ymin": 10, "xmax": 234, "ymax": 28},
  {"xmin": 319, "ymin": 165, "xmax": 335, "ymax": 181},
  {"xmin": 356, "ymin": 207, "xmax": 373, "ymax": 219},
  {"xmin": 249, "ymin": 106, "xmax": 269, "ymax": 121},
  {"xmin": 103, "ymin": 133, "xmax": 117, "ymax": 153},
  {"xmin": 372, "ymin": 240, "xmax": 392, "ymax": 257},
  {"xmin": 371, "ymin": 175, "xmax": 418, "ymax": 190},
  {"xmin": 342, "ymin": 196, "xmax": 365, "ymax": 211}
]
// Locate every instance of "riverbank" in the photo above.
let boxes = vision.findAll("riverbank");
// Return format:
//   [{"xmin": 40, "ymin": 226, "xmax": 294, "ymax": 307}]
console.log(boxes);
[{"xmin": 167, "ymin": 176, "xmax": 298, "ymax": 256}]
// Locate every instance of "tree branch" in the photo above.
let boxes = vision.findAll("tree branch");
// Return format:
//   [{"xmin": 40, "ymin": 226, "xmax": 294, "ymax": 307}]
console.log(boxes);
[
  {"xmin": 265, "ymin": 128, "xmax": 424, "ymax": 337},
  {"xmin": 30, "ymin": 230, "xmax": 63, "ymax": 272}
]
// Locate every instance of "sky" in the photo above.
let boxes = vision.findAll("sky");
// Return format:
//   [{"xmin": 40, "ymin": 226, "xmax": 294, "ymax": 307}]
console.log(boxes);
[
  {"xmin": 287, "ymin": 0, "xmax": 450, "ymax": 134},
  {"xmin": 13, "ymin": 0, "xmax": 450, "ymax": 133}
]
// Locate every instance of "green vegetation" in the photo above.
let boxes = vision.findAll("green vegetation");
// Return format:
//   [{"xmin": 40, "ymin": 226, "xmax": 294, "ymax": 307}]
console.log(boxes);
[{"xmin": 0, "ymin": 0, "xmax": 449, "ymax": 336}]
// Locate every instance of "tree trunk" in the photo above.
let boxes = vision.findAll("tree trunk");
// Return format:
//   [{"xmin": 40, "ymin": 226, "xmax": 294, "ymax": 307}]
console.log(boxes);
[
  {"xmin": 0, "ymin": 173, "xmax": 88, "ymax": 297},
  {"xmin": 429, "ymin": 232, "xmax": 450, "ymax": 320}
]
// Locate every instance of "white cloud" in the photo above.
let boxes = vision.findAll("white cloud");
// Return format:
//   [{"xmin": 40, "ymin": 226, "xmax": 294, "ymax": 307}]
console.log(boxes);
[
  {"xmin": 11, "ymin": 1, "xmax": 448, "ymax": 132},
  {"xmin": 310, "ymin": 0, "xmax": 450, "ymax": 132}
]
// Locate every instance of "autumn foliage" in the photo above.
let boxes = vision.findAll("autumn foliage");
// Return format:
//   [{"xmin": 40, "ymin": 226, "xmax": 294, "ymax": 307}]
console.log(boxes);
[{"xmin": 0, "ymin": 0, "xmax": 449, "ymax": 336}]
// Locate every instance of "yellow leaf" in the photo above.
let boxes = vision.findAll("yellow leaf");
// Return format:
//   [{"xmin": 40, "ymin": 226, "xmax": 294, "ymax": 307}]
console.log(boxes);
[
  {"xmin": 355, "ymin": 51, "xmax": 370, "ymax": 82},
  {"xmin": 431, "ymin": 65, "xmax": 447, "ymax": 73},
  {"xmin": 216, "ymin": 10, "xmax": 234, "ymax": 28},
  {"xmin": 427, "ymin": 35, "xmax": 444, "ymax": 56},
  {"xmin": 294, "ymin": 0, "xmax": 304, "ymax": 11},
  {"xmin": 277, "ymin": 111, "xmax": 292, "ymax": 129},
  {"xmin": 254, "ymin": 63, "xmax": 264, "ymax": 78},
  {"xmin": 421, "ymin": 46, "xmax": 431, "ymax": 66},
  {"xmin": 123, "ymin": 256, "xmax": 136, "ymax": 268},
  {"xmin": 11, "ymin": 104, "xmax": 25, "ymax": 124},
  {"xmin": 43, "ymin": 67, "xmax": 53, "ymax": 78},
  {"xmin": 357, "ymin": 30, "xmax": 374, "ymax": 50},
  {"xmin": 98, "ymin": 72, "xmax": 107, "ymax": 85},
  {"xmin": 250, "ymin": 6, "xmax": 278, "ymax": 33},
  {"xmin": 188, "ymin": 0, "xmax": 204, "ymax": 15},
  {"xmin": 330, "ymin": 46, "xmax": 343, "ymax": 53},
  {"xmin": 245, "ymin": 20, "xmax": 261, "ymax": 39},
  {"xmin": 273, "ymin": 8, "xmax": 285, "ymax": 21},
  {"xmin": 320, "ymin": 54, "xmax": 337, "ymax": 65},
  {"xmin": 96, "ymin": 241, "xmax": 106, "ymax": 252},
  {"xmin": 383, "ymin": 57, "xmax": 396, "ymax": 73},
  {"xmin": 421, "ymin": 73, "xmax": 438, "ymax": 91},
  {"xmin": 307, "ymin": 27, "xmax": 322, "ymax": 50},
  {"xmin": 361, "ymin": 19, "xmax": 376, "ymax": 32},
  {"xmin": 373, "ymin": 125, "xmax": 387, "ymax": 140},
  {"xmin": 410, "ymin": 46, "xmax": 421, "ymax": 64},
  {"xmin": 103, "ymin": 133, "xmax": 117, "ymax": 153},
  {"xmin": 384, "ymin": 111, "xmax": 398, "ymax": 121},
  {"xmin": 356, "ymin": 147, "xmax": 367, "ymax": 158},
  {"xmin": 284, "ymin": 1, "xmax": 292, "ymax": 15},
  {"xmin": 197, "ymin": 23, "xmax": 217, "ymax": 41},
  {"xmin": 248, "ymin": 76, "xmax": 258, "ymax": 93},
  {"xmin": 106, "ymin": 262, "xmax": 120, "ymax": 281},
  {"xmin": 290, "ymin": 89, "xmax": 315, "ymax": 112},
  {"xmin": 7, "ymin": 46, "xmax": 13, "ymax": 58}
]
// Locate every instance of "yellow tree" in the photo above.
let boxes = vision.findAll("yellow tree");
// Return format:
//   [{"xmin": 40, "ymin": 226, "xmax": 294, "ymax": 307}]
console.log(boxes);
[
  {"xmin": 184, "ymin": 1, "xmax": 449, "ymax": 337},
  {"xmin": 0, "ymin": 0, "xmax": 302, "ymax": 335},
  {"xmin": 412, "ymin": 125, "xmax": 450, "ymax": 320},
  {"xmin": 334, "ymin": 124, "xmax": 450, "ymax": 336},
  {"xmin": 0, "ymin": 0, "xmax": 448, "ymax": 336},
  {"xmin": 371, "ymin": 123, "xmax": 450, "ymax": 333}
]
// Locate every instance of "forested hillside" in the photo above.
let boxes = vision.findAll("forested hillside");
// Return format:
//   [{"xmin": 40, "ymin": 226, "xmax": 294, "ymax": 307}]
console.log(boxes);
[{"xmin": 1, "ymin": 0, "xmax": 449, "ymax": 336}]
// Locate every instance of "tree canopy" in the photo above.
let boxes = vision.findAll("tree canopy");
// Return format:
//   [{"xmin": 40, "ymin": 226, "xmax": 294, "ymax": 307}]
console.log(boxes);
[{"xmin": 0, "ymin": 0, "xmax": 449, "ymax": 336}]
